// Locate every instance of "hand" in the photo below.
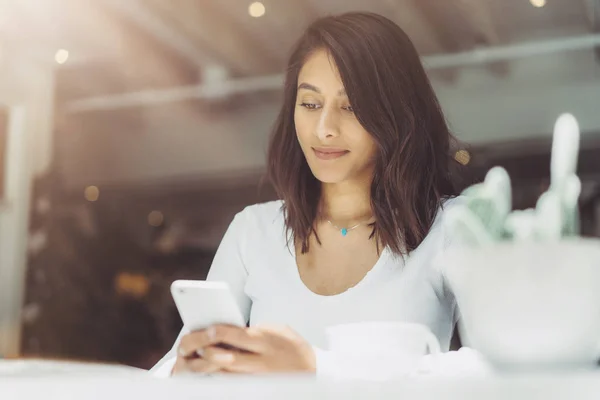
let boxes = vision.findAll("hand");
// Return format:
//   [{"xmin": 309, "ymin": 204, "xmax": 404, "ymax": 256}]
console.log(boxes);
[
  {"xmin": 173, "ymin": 324, "xmax": 316, "ymax": 375},
  {"xmin": 172, "ymin": 329, "xmax": 223, "ymax": 375}
]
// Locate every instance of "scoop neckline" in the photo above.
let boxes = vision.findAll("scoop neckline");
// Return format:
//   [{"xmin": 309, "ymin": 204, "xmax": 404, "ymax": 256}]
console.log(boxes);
[{"xmin": 287, "ymin": 241, "xmax": 391, "ymax": 299}]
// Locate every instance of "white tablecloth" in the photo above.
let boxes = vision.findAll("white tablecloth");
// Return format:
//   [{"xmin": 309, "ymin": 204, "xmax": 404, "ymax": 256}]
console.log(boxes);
[{"xmin": 1, "ymin": 360, "xmax": 600, "ymax": 400}]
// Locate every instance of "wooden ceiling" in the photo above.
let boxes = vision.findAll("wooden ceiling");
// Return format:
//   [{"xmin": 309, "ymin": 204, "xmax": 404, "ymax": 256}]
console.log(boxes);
[
  {"xmin": 102, "ymin": 0, "xmax": 594, "ymax": 76},
  {"xmin": 1, "ymin": 0, "xmax": 597, "ymax": 101},
  {"xmin": 3, "ymin": 0, "xmax": 595, "ymax": 72}
]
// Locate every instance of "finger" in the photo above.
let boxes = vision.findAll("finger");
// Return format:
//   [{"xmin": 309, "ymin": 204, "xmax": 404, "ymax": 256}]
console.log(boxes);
[
  {"xmin": 202, "ymin": 346, "xmax": 236, "ymax": 367},
  {"xmin": 178, "ymin": 328, "xmax": 218, "ymax": 358},
  {"xmin": 178, "ymin": 325, "xmax": 265, "ymax": 357},
  {"xmin": 185, "ymin": 358, "xmax": 223, "ymax": 374},
  {"xmin": 172, "ymin": 356, "xmax": 188, "ymax": 375},
  {"xmin": 173, "ymin": 354, "xmax": 223, "ymax": 375},
  {"xmin": 203, "ymin": 347, "xmax": 266, "ymax": 374},
  {"xmin": 223, "ymin": 353, "xmax": 268, "ymax": 374},
  {"xmin": 210, "ymin": 325, "xmax": 267, "ymax": 354}
]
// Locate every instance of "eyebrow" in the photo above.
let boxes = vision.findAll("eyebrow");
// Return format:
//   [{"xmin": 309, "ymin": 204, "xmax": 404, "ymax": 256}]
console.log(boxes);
[{"xmin": 297, "ymin": 82, "xmax": 346, "ymax": 96}]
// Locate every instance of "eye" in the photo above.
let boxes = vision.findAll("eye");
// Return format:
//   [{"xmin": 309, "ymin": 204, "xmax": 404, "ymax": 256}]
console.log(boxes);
[
  {"xmin": 342, "ymin": 105, "xmax": 354, "ymax": 113},
  {"xmin": 300, "ymin": 102, "xmax": 320, "ymax": 110}
]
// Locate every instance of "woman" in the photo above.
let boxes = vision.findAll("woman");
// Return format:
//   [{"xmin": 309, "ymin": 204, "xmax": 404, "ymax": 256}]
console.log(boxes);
[{"xmin": 152, "ymin": 11, "xmax": 465, "ymax": 376}]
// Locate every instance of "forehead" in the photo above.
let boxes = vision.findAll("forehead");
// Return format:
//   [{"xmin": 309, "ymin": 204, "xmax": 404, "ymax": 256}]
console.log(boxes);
[{"xmin": 298, "ymin": 49, "xmax": 344, "ymax": 92}]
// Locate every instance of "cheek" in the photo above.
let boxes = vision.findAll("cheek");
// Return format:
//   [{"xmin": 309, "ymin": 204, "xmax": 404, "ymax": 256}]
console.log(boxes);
[
  {"xmin": 364, "ymin": 138, "xmax": 378, "ymax": 161},
  {"xmin": 345, "ymin": 124, "xmax": 377, "ymax": 161},
  {"xmin": 294, "ymin": 112, "xmax": 314, "ymax": 146}
]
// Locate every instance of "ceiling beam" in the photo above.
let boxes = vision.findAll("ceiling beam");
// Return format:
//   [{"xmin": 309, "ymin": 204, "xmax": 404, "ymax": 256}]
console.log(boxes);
[
  {"xmin": 65, "ymin": 33, "xmax": 600, "ymax": 112},
  {"xmin": 372, "ymin": 0, "xmax": 462, "ymax": 82},
  {"xmin": 582, "ymin": 0, "xmax": 600, "ymax": 27},
  {"xmin": 455, "ymin": 0, "xmax": 501, "ymax": 46},
  {"xmin": 581, "ymin": 0, "xmax": 600, "ymax": 60},
  {"xmin": 98, "ymin": 0, "xmax": 221, "ymax": 68},
  {"xmin": 242, "ymin": 0, "xmax": 318, "ymax": 65},
  {"xmin": 195, "ymin": 0, "xmax": 289, "ymax": 72},
  {"xmin": 455, "ymin": 0, "xmax": 508, "ymax": 76},
  {"xmin": 409, "ymin": 0, "xmax": 509, "ymax": 76},
  {"xmin": 140, "ymin": 0, "xmax": 277, "ymax": 75},
  {"xmin": 377, "ymin": 0, "xmax": 454, "ymax": 55},
  {"xmin": 407, "ymin": 0, "xmax": 469, "ymax": 52}
]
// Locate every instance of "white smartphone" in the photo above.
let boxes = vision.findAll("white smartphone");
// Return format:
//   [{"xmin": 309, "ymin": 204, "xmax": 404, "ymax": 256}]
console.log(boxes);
[{"xmin": 170, "ymin": 280, "xmax": 245, "ymax": 332}]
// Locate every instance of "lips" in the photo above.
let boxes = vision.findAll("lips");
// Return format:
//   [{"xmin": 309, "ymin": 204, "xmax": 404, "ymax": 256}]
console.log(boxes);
[{"xmin": 312, "ymin": 147, "xmax": 349, "ymax": 160}]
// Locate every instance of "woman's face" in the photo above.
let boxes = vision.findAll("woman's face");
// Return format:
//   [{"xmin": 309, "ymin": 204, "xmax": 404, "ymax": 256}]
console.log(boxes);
[{"xmin": 294, "ymin": 49, "xmax": 378, "ymax": 184}]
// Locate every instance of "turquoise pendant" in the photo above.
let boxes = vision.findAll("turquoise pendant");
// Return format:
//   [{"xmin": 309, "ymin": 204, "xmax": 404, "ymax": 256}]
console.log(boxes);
[{"xmin": 341, "ymin": 228, "xmax": 348, "ymax": 236}]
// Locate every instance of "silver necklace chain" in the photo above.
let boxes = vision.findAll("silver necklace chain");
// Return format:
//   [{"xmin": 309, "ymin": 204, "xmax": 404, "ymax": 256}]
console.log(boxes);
[{"xmin": 327, "ymin": 220, "xmax": 364, "ymax": 236}]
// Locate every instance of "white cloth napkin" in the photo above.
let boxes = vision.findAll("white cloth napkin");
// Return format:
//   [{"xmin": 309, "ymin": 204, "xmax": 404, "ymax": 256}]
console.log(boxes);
[
  {"xmin": 316, "ymin": 347, "xmax": 491, "ymax": 380},
  {"xmin": 410, "ymin": 347, "xmax": 492, "ymax": 378}
]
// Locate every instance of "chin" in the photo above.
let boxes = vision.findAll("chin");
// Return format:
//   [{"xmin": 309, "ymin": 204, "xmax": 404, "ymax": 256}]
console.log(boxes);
[{"xmin": 308, "ymin": 167, "xmax": 349, "ymax": 184}]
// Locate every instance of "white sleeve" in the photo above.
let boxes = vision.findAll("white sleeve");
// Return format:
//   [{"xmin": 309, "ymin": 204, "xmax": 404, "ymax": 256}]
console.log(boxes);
[
  {"xmin": 438, "ymin": 196, "xmax": 466, "ymax": 325},
  {"xmin": 427, "ymin": 196, "xmax": 466, "ymax": 330},
  {"xmin": 206, "ymin": 210, "xmax": 252, "ymax": 321},
  {"xmin": 149, "ymin": 210, "xmax": 252, "ymax": 377},
  {"xmin": 148, "ymin": 328, "xmax": 187, "ymax": 377}
]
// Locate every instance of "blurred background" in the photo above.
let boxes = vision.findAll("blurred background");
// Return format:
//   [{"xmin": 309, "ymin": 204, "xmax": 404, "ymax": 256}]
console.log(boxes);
[{"xmin": 0, "ymin": 0, "xmax": 599, "ymax": 369}]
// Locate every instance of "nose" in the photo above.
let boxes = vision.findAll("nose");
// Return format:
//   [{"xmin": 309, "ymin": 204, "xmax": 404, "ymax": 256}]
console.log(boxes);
[{"xmin": 316, "ymin": 106, "xmax": 340, "ymax": 141}]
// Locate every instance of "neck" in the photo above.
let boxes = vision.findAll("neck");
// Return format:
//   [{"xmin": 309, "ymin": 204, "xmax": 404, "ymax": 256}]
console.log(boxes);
[{"xmin": 320, "ymin": 178, "xmax": 373, "ymax": 225}]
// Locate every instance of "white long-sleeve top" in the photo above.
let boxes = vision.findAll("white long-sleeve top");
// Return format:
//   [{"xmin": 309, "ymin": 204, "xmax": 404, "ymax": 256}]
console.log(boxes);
[{"xmin": 151, "ymin": 198, "xmax": 460, "ymax": 377}]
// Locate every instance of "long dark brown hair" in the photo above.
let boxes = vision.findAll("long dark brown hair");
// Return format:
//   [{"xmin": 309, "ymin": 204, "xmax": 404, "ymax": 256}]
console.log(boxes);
[{"xmin": 267, "ymin": 12, "xmax": 464, "ymax": 256}]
